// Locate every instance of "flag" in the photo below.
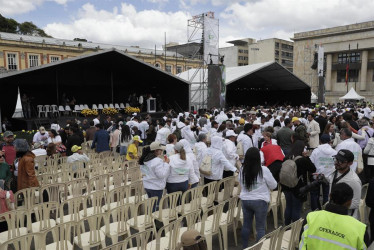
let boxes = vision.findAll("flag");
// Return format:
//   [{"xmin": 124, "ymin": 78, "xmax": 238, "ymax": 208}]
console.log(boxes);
[{"xmin": 345, "ymin": 57, "xmax": 349, "ymax": 86}]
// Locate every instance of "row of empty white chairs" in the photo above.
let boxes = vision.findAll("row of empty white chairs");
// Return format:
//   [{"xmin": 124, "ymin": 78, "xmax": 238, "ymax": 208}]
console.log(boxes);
[{"xmin": 37, "ymin": 103, "xmax": 133, "ymax": 117}]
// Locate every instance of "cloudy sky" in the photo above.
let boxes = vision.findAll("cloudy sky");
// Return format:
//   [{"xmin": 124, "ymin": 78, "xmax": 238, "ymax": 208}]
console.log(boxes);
[{"xmin": 1, "ymin": 0, "xmax": 373, "ymax": 49}]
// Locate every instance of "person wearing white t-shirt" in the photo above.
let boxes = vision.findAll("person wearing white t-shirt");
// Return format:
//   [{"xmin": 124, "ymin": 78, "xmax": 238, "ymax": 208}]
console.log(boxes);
[
  {"xmin": 239, "ymin": 147, "xmax": 277, "ymax": 248},
  {"xmin": 335, "ymin": 128, "xmax": 363, "ymax": 173},
  {"xmin": 155, "ymin": 121, "xmax": 171, "ymax": 145},
  {"xmin": 93, "ymin": 115, "xmax": 100, "ymax": 126}
]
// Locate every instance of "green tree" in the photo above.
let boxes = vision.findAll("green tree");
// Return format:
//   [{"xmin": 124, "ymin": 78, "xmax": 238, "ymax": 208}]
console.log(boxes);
[{"xmin": 0, "ymin": 14, "xmax": 18, "ymax": 33}]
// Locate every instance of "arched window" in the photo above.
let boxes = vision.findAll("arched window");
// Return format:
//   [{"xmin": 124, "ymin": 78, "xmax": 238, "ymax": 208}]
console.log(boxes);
[{"xmin": 155, "ymin": 63, "xmax": 161, "ymax": 68}]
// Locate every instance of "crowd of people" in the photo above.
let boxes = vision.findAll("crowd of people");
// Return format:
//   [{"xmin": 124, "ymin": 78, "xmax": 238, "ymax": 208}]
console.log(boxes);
[{"xmin": 2, "ymin": 101, "xmax": 374, "ymax": 249}]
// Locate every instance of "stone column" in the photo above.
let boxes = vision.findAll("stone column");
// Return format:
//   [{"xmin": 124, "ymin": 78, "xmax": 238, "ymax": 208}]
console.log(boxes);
[
  {"xmin": 360, "ymin": 50, "xmax": 368, "ymax": 91},
  {"xmin": 325, "ymin": 54, "xmax": 332, "ymax": 91}
]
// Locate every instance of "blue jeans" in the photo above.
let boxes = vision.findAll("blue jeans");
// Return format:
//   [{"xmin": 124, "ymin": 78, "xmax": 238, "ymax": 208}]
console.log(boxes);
[
  {"xmin": 166, "ymin": 181, "xmax": 189, "ymax": 194},
  {"xmin": 283, "ymin": 190, "xmax": 303, "ymax": 225},
  {"xmin": 120, "ymin": 146, "xmax": 127, "ymax": 156},
  {"xmin": 241, "ymin": 199, "xmax": 268, "ymax": 248},
  {"xmin": 145, "ymin": 188, "xmax": 163, "ymax": 212},
  {"xmin": 310, "ymin": 182, "xmax": 330, "ymax": 211}
]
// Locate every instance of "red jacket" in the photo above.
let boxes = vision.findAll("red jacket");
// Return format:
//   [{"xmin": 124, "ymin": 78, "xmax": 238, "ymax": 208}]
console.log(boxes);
[{"xmin": 261, "ymin": 144, "xmax": 285, "ymax": 166}]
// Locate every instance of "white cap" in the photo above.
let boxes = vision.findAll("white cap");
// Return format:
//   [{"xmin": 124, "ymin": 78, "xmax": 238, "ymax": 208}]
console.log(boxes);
[{"xmin": 226, "ymin": 130, "xmax": 237, "ymax": 137}]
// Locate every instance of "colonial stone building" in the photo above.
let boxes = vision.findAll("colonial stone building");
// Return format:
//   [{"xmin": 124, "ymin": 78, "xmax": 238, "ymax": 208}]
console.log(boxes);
[
  {"xmin": 0, "ymin": 32, "xmax": 200, "ymax": 75},
  {"xmin": 293, "ymin": 21, "xmax": 374, "ymax": 103}
]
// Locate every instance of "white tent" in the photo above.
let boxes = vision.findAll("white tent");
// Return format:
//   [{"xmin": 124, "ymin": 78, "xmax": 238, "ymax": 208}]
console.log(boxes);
[
  {"xmin": 311, "ymin": 92, "xmax": 318, "ymax": 103},
  {"xmin": 12, "ymin": 88, "xmax": 23, "ymax": 118},
  {"xmin": 339, "ymin": 87, "xmax": 365, "ymax": 100}
]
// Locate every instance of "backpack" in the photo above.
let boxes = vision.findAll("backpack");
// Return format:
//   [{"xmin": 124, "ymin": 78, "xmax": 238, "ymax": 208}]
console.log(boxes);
[
  {"xmin": 279, "ymin": 156, "xmax": 302, "ymax": 188},
  {"xmin": 173, "ymin": 127, "xmax": 182, "ymax": 141},
  {"xmin": 236, "ymin": 141, "xmax": 244, "ymax": 157},
  {"xmin": 200, "ymin": 155, "xmax": 212, "ymax": 176}
]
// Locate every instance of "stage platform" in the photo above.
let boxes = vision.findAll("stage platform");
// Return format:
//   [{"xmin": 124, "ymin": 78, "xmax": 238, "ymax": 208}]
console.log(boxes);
[{"xmin": 13, "ymin": 112, "xmax": 167, "ymax": 131}]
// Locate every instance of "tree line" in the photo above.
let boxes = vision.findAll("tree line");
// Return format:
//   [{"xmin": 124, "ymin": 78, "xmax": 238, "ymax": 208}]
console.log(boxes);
[{"xmin": 0, "ymin": 14, "xmax": 51, "ymax": 37}]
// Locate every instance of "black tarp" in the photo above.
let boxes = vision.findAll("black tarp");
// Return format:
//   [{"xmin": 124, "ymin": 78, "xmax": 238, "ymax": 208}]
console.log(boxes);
[
  {"xmin": 0, "ymin": 49, "xmax": 190, "ymax": 120},
  {"xmin": 226, "ymin": 62, "xmax": 311, "ymax": 106}
]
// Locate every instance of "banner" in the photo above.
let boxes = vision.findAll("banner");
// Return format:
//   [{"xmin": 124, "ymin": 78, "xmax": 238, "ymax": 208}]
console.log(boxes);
[
  {"xmin": 317, "ymin": 46, "xmax": 324, "ymax": 77},
  {"xmin": 203, "ymin": 12, "xmax": 219, "ymax": 65}
]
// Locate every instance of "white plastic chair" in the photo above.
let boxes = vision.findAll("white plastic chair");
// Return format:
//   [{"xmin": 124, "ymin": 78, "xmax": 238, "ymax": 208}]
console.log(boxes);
[
  {"xmin": 100, "ymin": 204, "xmax": 131, "ymax": 244},
  {"xmin": 74, "ymin": 213, "xmax": 106, "ymax": 250},
  {"xmin": 277, "ymin": 218, "xmax": 304, "ymax": 249},
  {"xmin": 51, "ymin": 104, "xmax": 59, "ymax": 117},
  {"xmin": 104, "ymin": 104, "xmax": 109, "ymax": 109},
  {"xmin": 98, "ymin": 104, "xmax": 104, "ymax": 110},
  {"xmin": 39, "ymin": 221, "xmax": 75, "ymax": 250},
  {"xmin": 37, "ymin": 105, "xmax": 44, "ymax": 117},
  {"xmin": 92, "ymin": 104, "xmax": 98, "ymax": 110},
  {"xmin": 65, "ymin": 105, "xmax": 71, "ymax": 115},
  {"xmin": 58, "ymin": 105, "xmax": 65, "ymax": 116},
  {"xmin": 0, "ymin": 209, "xmax": 28, "ymax": 244},
  {"xmin": 359, "ymin": 183, "xmax": 369, "ymax": 223},
  {"xmin": 153, "ymin": 191, "xmax": 182, "ymax": 225},
  {"xmin": 120, "ymin": 103, "xmax": 125, "ymax": 109},
  {"xmin": 84, "ymin": 104, "xmax": 89, "ymax": 109},
  {"xmin": 243, "ymin": 238, "xmax": 265, "ymax": 250},
  {"xmin": 109, "ymin": 104, "xmax": 114, "ymax": 108},
  {"xmin": 114, "ymin": 103, "xmax": 120, "ymax": 109},
  {"xmin": 258, "ymin": 226, "xmax": 281, "ymax": 250},
  {"xmin": 44, "ymin": 105, "xmax": 51, "ymax": 117}
]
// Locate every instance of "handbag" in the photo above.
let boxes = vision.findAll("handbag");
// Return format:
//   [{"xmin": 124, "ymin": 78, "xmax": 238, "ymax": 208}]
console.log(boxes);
[{"xmin": 200, "ymin": 155, "xmax": 212, "ymax": 176}]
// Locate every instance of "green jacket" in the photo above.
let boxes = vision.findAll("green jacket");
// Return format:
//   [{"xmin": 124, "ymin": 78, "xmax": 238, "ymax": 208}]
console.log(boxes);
[
  {"xmin": 300, "ymin": 210, "xmax": 366, "ymax": 250},
  {"xmin": 0, "ymin": 162, "xmax": 12, "ymax": 183}
]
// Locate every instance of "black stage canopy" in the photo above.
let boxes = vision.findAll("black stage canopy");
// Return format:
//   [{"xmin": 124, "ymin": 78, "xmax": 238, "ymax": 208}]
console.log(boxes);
[
  {"xmin": 0, "ymin": 49, "xmax": 190, "ymax": 120},
  {"xmin": 225, "ymin": 62, "xmax": 311, "ymax": 106}
]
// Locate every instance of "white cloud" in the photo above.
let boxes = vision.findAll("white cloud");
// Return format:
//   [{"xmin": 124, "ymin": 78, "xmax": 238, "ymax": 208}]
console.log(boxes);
[
  {"xmin": 147, "ymin": 0, "xmax": 168, "ymax": 3},
  {"xmin": 44, "ymin": 3, "xmax": 192, "ymax": 49},
  {"xmin": 220, "ymin": 0, "xmax": 374, "ymax": 36},
  {"xmin": 0, "ymin": 0, "xmax": 70, "ymax": 15}
]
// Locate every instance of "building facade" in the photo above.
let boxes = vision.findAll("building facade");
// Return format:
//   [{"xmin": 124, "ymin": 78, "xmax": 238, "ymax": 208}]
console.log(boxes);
[
  {"xmin": 293, "ymin": 21, "xmax": 374, "ymax": 103},
  {"xmin": 0, "ymin": 32, "xmax": 200, "ymax": 75},
  {"xmin": 219, "ymin": 38, "xmax": 294, "ymax": 71}
]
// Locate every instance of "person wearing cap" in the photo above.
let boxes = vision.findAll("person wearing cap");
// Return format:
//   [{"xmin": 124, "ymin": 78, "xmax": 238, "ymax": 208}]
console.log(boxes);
[
  {"xmin": 177, "ymin": 229, "xmax": 207, "ymax": 250},
  {"xmin": 67, "ymin": 145, "xmax": 90, "ymax": 171},
  {"xmin": 300, "ymin": 183, "xmax": 367, "ymax": 250},
  {"xmin": 309, "ymin": 134, "xmax": 337, "ymax": 210},
  {"xmin": 329, "ymin": 149, "xmax": 362, "ymax": 219},
  {"xmin": 201, "ymin": 136, "xmax": 237, "ymax": 184},
  {"xmin": 0, "ymin": 131, "xmax": 16, "ymax": 166},
  {"xmin": 32, "ymin": 126, "xmax": 49, "ymax": 146},
  {"xmin": 91, "ymin": 123, "xmax": 110, "ymax": 153},
  {"xmin": 126, "ymin": 135, "xmax": 143, "ymax": 161},
  {"xmin": 14, "ymin": 139, "xmax": 39, "ymax": 191},
  {"xmin": 139, "ymin": 141, "xmax": 170, "ymax": 211},
  {"xmin": 307, "ymin": 113, "xmax": 320, "ymax": 149},
  {"xmin": 335, "ymin": 128, "xmax": 363, "ymax": 173},
  {"xmin": 222, "ymin": 130, "xmax": 240, "ymax": 178},
  {"xmin": 292, "ymin": 117, "xmax": 308, "ymax": 145},
  {"xmin": 31, "ymin": 142, "xmax": 47, "ymax": 157},
  {"xmin": 166, "ymin": 142, "xmax": 198, "ymax": 195},
  {"xmin": 234, "ymin": 118, "xmax": 245, "ymax": 134}
]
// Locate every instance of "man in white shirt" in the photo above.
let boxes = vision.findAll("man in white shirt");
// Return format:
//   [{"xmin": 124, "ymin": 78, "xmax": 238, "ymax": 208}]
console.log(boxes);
[
  {"xmin": 309, "ymin": 134, "xmax": 336, "ymax": 210},
  {"xmin": 93, "ymin": 115, "xmax": 100, "ymax": 126},
  {"xmin": 223, "ymin": 130, "xmax": 239, "ymax": 178},
  {"xmin": 335, "ymin": 128, "xmax": 362, "ymax": 173},
  {"xmin": 329, "ymin": 149, "xmax": 361, "ymax": 219},
  {"xmin": 155, "ymin": 121, "xmax": 171, "ymax": 145},
  {"xmin": 33, "ymin": 126, "xmax": 49, "ymax": 146},
  {"xmin": 364, "ymin": 105, "xmax": 371, "ymax": 119},
  {"xmin": 237, "ymin": 123, "xmax": 257, "ymax": 163},
  {"xmin": 67, "ymin": 145, "xmax": 90, "ymax": 172},
  {"xmin": 138, "ymin": 118, "xmax": 149, "ymax": 140}
]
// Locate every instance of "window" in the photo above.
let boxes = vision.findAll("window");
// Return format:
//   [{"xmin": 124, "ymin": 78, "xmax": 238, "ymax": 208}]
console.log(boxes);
[
  {"xmin": 337, "ymin": 69, "xmax": 359, "ymax": 82},
  {"xmin": 7, "ymin": 53, "xmax": 18, "ymax": 70},
  {"xmin": 165, "ymin": 65, "xmax": 172, "ymax": 73},
  {"xmin": 28, "ymin": 54, "xmax": 39, "ymax": 67},
  {"xmin": 187, "ymin": 66, "xmax": 192, "ymax": 70},
  {"xmin": 338, "ymin": 52, "xmax": 360, "ymax": 63},
  {"xmin": 176, "ymin": 66, "xmax": 183, "ymax": 74},
  {"xmin": 155, "ymin": 63, "xmax": 161, "ymax": 68},
  {"xmin": 275, "ymin": 42, "xmax": 279, "ymax": 48},
  {"xmin": 50, "ymin": 56, "xmax": 60, "ymax": 62}
]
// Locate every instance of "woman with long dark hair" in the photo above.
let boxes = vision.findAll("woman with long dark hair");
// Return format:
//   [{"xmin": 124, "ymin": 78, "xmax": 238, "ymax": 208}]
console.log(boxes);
[
  {"xmin": 119, "ymin": 124, "xmax": 132, "ymax": 156},
  {"xmin": 281, "ymin": 140, "xmax": 316, "ymax": 225},
  {"xmin": 240, "ymin": 147, "xmax": 277, "ymax": 248}
]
